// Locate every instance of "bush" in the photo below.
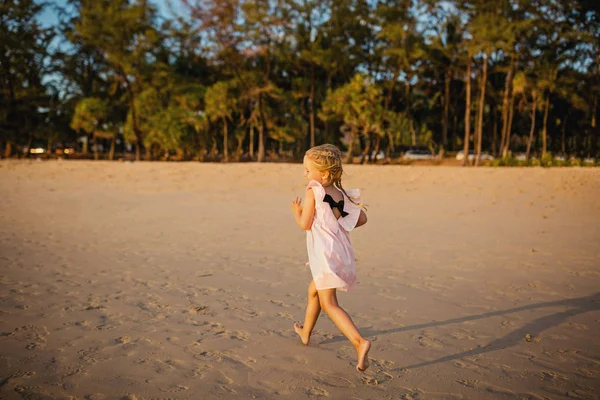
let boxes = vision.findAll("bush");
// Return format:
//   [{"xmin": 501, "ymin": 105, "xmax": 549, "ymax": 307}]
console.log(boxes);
[
  {"xmin": 490, "ymin": 155, "xmax": 519, "ymax": 167},
  {"xmin": 540, "ymin": 153, "xmax": 555, "ymax": 168}
]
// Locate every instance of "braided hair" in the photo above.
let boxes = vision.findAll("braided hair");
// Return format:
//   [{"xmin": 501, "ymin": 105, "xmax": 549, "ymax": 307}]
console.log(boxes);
[{"xmin": 305, "ymin": 144, "xmax": 364, "ymax": 208}]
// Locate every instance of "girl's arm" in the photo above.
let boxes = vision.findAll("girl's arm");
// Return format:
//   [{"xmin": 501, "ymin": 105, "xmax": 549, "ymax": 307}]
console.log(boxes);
[
  {"xmin": 355, "ymin": 209, "xmax": 367, "ymax": 228},
  {"xmin": 291, "ymin": 188, "xmax": 316, "ymax": 230}
]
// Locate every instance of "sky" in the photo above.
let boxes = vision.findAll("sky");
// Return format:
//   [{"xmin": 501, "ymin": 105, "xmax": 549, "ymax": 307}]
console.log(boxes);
[{"xmin": 38, "ymin": 0, "xmax": 186, "ymax": 29}]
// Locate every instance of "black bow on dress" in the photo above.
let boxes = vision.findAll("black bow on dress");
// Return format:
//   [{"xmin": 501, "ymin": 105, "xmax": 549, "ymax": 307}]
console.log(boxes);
[{"xmin": 323, "ymin": 194, "xmax": 348, "ymax": 217}]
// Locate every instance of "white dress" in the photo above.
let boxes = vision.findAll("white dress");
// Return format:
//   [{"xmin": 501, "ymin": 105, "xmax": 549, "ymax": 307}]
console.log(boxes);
[{"xmin": 305, "ymin": 180, "xmax": 362, "ymax": 292}]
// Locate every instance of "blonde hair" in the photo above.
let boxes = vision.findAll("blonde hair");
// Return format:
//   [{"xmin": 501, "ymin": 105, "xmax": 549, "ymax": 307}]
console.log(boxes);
[{"xmin": 305, "ymin": 144, "xmax": 364, "ymax": 209}]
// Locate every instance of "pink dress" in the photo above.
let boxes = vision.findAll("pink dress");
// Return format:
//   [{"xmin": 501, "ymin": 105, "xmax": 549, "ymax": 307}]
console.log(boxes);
[{"xmin": 305, "ymin": 180, "xmax": 362, "ymax": 292}]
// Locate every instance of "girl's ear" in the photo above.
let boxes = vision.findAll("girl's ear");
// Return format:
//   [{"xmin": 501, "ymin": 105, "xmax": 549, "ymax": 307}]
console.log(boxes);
[{"xmin": 322, "ymin": 171, "xmax": 330, "ymax": 183}]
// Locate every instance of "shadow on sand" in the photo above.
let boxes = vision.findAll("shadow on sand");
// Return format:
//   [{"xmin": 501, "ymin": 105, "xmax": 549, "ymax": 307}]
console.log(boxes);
[{"xmin": 320, "ymin": 292, "xmax": 600, "ymax": 370}]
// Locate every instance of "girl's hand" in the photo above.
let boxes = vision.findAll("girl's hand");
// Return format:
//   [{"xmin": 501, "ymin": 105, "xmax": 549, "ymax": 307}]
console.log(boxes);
[
  {"xmin": 293, "ymin": 190, "xmax": 315, "ymax": 230},
  {"xmin": 291, "ymin": 197, "xmax": 303, "ymax": 214}
]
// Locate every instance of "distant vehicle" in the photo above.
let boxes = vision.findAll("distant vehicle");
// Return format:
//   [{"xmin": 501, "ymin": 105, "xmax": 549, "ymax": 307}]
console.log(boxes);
[
  {"xmin": 456, "ymin": 150, "xmax": 494, "ymax": 161},
  {"xmin": 55, "ymin": 147, "xmax": 75, "ymax": 155},
  {"xmin": 402, "ymin": 148, "xmax": 435, "ymax": 160},
  {"xmin": 584, "ymin": 157, "xmax": 596, "ymax": 164},
  {"xmin": 515, "ymin": 153, "xmax": 527, "ymax": 161},
  {"xmin": 25, "ymin": 147, "xmax": 45, "ymax": 154},
  {"xmin": 370, "ymin": 150, "xmax": 385, "ymax": 160}
]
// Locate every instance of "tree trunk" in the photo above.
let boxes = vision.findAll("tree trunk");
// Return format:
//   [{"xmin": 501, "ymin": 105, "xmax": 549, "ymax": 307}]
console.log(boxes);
[
  {"xmin": 591, "ymin": 92, "xmax": 597, "ymax": 157},
  {"xmin": 410, "ymin": 120, "xmax": 416, "ymax": 146},
  {"xmin": 492, "ymin": 107, "xmax": 497, "ymax": 156},
  {"xmin": 249, "ymin": 125, "xmax": 254, "ymax": 158},
  {"xmin": 500, "ymin": 52, "xmax": 515, "ymax": 156},
  {"xmin": 257, "ymin": 123, "xmax": 265, "ymax": 162},
  {"xmin": 475, "ymin": 47, "xmax": 490, "ymax": 166},
  {"xmin": 373, "ymin": 135, "xmax": 382, "ymax": 162},
  {"xmin": 236, "ymin": 135, "xmax": 243, "ymax": 161},
  {"xmin": 386, "ymin": 65, "xmax": 401, "ymax": 109},
  {"xmin": 453, "ymin": 112, "xmax": 458, "ymax": 150},
  {"xmin": 345, "ymin": 128, "xmax": 356, "ymax": 164},
  {"xmin": 4, "ymin": 141, "xmax": 12, "ymax": 158},
  {"xmin": 542, "ymin": 94, "xmax": 550, "ymax": 157},
  {"xmin": 526, "ymin": 94, "xmax": 537, "ymax": 160},
  {"xmin": 386, "ymin": 131, "xmax": 395, "ymax": 155},
  {"xmin": 406, "ymin": 80, "xmax": 415, "ymax": 145},
  {"xmin": 120, "ymin": 70, "xmax": 142, "ymax": 161},
  {"xmin": 561, "ymin": 112, "xmax": 569, "ymax": 155},
  {"xmin": 257, "ymin": 96, "xmax": 266, "ymax": 162},
  {"xmin": 93, "ymin": 134, "xmax": 99, "ymax": 160},
  {"xmin": 592, "ymin": 50, "xmax": 599, "ymax": 157},
  {"xmin": 210, "ymin": 140, "xmax": 218, "ymax": 159},
  {"xmin": 442, "ymin": 68, "xmax": 451, "ymax": 148},
  {"xmin": 222, "ymin": 117, "xmax": 229, "ymax": 162},
  {"xmin": 504, "ymin": 93, "xmax": 516, "ymax": 157},
  {"xmin": 360, "ymin": 134, "xmax": 372, "ymax": 164},
  {"xmin": 82, "ymin": 132, "xmax": 88, "ymax": 155},
  {"xmin": 109, "ymin": 136, "xmax": 115, "ymax": 161},
  {"xmin": 25, "ymin": 132, "xmax": 33, "ymax": 158},
  {"xmin": 309, "ymin": 65, "xmax": 315, "ymax": 149},
  {"xmin": 463, "ymin": 52, "xmax": 472, "ymax": 167}
]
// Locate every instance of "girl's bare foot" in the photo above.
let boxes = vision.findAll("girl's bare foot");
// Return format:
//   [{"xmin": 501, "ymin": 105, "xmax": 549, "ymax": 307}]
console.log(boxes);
[
  {"xmin": 294, "ymin": 322, "xmax": 310, "ymax": 345},
  {"xmin": 356, "ymin": 340, "xmax": 371, "ymax": 372}
]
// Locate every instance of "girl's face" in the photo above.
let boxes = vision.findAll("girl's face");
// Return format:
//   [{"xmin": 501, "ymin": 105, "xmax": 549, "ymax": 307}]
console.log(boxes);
[{"xmin": 303, "ymin": 156, "xmax": 327, "ymax": 183}]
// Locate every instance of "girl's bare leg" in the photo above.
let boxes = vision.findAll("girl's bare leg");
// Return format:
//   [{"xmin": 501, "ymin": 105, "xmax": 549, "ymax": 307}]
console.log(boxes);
[
  {"xmin": 318, "ymin": 288, "xmax": 371, "ymax": 371},
  {"xmin": 294, "ymin": 280, "xmax": 321, "ymax": 345}
]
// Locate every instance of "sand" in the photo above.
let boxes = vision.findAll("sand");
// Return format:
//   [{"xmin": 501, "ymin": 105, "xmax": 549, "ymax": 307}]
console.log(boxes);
[{"xmin": 0, "ymin": 159, "xmax": 599, "ymax": 400}]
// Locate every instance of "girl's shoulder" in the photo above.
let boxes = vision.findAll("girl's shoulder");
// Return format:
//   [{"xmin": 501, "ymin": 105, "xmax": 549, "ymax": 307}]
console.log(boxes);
[{"xmin": 306, "ymin": 180, "xmax": 324, "ymax": 193}]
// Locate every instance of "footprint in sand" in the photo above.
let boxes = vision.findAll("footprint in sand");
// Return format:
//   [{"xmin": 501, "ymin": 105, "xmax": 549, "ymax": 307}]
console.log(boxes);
[
  {"xmin": 269, "ymin": 299, "xmax": 289, "ymax": 307},
  {"xmin": 314, "ymin": 373, "xmax": 355, "ymax": 388},
  {"xmin": 415, "ymin": 334, "xmax": 444, "ymax": 349},
  {"xmin": 159, "ymin": 384, "xmax": 189, "ymax": 393},
  {"xmin": 220, "ymin": 385, "xmax": 237, "ymax": 394},
  {"xmin": 189, "ymin": 305, "xmax": 217, "ymax": 316},
  {"xmin": 78, "ymin": 346, "xmax": 107, "ymax": 364},
  {"xmin": 369, "ymin": 358, "xmax": 396, "ymax": 370},
  {"xmin": 115, "ymin": 336, "xmax": 130, "ymax": 344},
  {"xmin": 540, "ymin": 371, "xmax": 568, "ymax": 382},
  {"xmin": 306, "ymin": 387, "xmax": 329, "ymax": 397},
  {"xmin": 6, "ymin": 325, "xmax": 49, "ymax": 350},
  {"xmin": 230, "ymin": 330, "xmax": 250, "ymax": 341},
  {"xmin": 195, "ymin": 350, "xmax": 223, "ymax": 362},
  {"xmin": 453, "ymin": 360, "xmax": 488, "ymax": 375},
  {"xmin": 184, "ymin": 364, "xmax": 212, "ymax": 379},
  {"xmin": 283, "ymin": 355, "xmax": 308, "ymax": 365}
]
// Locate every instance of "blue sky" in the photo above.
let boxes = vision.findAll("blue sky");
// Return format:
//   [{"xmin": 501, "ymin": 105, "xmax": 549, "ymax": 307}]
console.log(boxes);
[{"xmin": 38, "ymin": 0, "xmax": 186, "ymax": 29}]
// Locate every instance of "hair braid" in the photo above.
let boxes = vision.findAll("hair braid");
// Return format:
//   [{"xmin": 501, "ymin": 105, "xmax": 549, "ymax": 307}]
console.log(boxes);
[{"xmin": 305, "ymin": 144, "xmax": 364, "ymax": 209}]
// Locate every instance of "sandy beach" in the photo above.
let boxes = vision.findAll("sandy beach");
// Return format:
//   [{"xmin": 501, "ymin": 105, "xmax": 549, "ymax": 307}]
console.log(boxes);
[{"xmin": 0, "ymin": 160, "xmax": 599, "ymax": 400}]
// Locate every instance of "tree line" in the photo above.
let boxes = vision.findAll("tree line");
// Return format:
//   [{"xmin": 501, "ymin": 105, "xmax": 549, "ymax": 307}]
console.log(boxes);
[{"xmin": 1, "ymin": 0, "xmax": 599, "ymax": 165}]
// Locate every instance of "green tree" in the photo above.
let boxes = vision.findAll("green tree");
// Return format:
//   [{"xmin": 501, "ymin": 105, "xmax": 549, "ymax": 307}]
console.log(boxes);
[
  {"xmin": 70, "ymin": 97, "xmax": 109, "ymax": 159},
  {"xmin": 71, "ymin": 0, "xmax": 160, "ymax": 160},
  {"xmin": 205, "ymin": 81, "xmax": 237, "ymax": 162},
  {"xmin": 0, "ymin": 0, "xmax": 54, "ymax": 157},
  {"xmin": 320, "ymin": 74, "xmax": 384, "ymax": 163},
  {"xmin": 377, "ymin": 0, "xmax": 426, "ymax": 146}
]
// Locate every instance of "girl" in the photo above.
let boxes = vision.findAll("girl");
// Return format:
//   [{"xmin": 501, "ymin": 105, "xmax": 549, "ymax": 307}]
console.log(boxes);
[{"xmin": 290, "ymin": 144, "xmax": 371, "ymax": 372}]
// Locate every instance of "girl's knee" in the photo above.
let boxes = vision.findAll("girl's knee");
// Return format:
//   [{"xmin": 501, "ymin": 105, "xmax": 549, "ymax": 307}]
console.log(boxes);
[{"xmin": 318, "ymin": 297, "xmax": 336, "ymax": 312}]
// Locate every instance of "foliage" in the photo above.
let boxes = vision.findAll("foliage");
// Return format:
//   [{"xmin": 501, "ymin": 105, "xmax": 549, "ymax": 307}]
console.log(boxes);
[
  {"xmin": 1, "ymin": 0, "xmax": 598, "ymax": 164},
  {"xmin": 70, "ymin": 98, "xmax": 109, "ymax": 134}
]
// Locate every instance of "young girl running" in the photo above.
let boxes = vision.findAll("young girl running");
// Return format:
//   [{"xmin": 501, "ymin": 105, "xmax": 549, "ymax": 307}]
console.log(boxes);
[{"xmin": 290, "ymin": 144, "xmax": 371, "ymax": 372}]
